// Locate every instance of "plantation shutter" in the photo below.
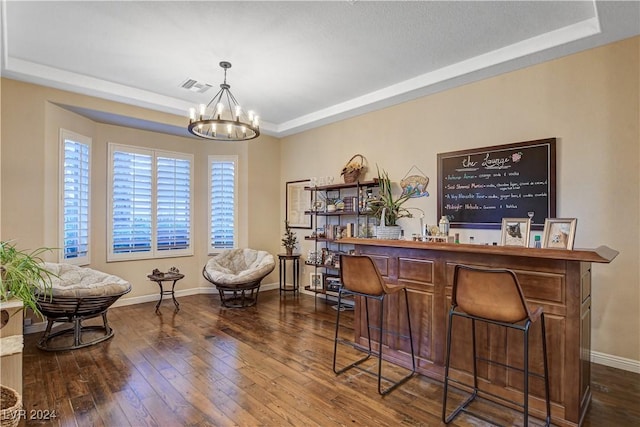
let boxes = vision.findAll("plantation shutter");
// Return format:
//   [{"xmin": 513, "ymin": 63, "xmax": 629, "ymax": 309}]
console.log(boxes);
[
  {"xmin": 210, "ymin": 160, "xmax": 236, "ymax": 249},
  {"xmin": 157, "ymin": 156, "xmax": 191, "ymax": 251},
  {"xmin": 62, "ymin": 136, "xmax": 90, "ymax": 263},
  {"xmin": 112, "ymin": 151, "xmax": 153, "ymax": 254}
]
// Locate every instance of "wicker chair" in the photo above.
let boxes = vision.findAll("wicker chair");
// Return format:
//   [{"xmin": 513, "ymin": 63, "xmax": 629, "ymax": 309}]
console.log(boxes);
[
  {"xmin": 35, "ymin": 263, "xmax": 131, "ymax": 351},
  {"xmin": 202, "ymin": 249, "xmax": 275, "ymax": 308}
]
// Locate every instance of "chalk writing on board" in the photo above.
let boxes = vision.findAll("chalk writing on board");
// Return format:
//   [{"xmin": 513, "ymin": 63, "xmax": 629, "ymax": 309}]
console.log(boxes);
[{"xmin": 437, "ymin": 138, "xmax": 556, "ymax": 230}]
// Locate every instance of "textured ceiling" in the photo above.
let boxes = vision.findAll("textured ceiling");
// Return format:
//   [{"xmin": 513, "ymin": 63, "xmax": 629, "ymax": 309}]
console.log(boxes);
[{"xmin": 2, "ymin": 1, "xmax": 639, "ymax": 138}]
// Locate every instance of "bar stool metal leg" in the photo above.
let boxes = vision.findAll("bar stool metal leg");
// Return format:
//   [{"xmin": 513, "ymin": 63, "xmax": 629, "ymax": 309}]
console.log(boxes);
[
  {"xmin": 334, "ymin": 288, "xmax": 416, "ymax": 396},
  {"xmin": 405, "ymin": 289, "xmax": 416, "ymax": 374},
  {"xmin": 524, "ymin": 321, "xmax": 530, "ymax": 426},
  {"xmin": 377, "ymin": 288, "xmax": 416, "ymax": 395},
  {"xmin": 442, "ymin": 313, "xmax": 551, "ymax": 426},
  {"xmin": 377, "ymin": 293, "xmax": 385, "ymax": 394},
  {"xmin": 333, "ymin": 292, "xmax": 373, "ymax": 375},
  {"xmin": 541, "ymin": 313, "xmax": 551, "ymax": 425},
  {"xmin": 443, "ymin": 311, "xmax": 478, "ymax": 422}
]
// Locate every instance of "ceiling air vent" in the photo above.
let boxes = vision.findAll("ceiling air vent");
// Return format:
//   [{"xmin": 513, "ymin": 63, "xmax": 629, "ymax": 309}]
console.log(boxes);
[{"xmin": 180, "ymin": 79, "xmax": 212, "ymax": 93}]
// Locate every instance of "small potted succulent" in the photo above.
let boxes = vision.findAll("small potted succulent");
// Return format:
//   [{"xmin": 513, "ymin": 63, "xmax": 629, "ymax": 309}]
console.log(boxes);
[{"xmin": 281, "ymin": 221, "xmax": 298, "ymax": 256}]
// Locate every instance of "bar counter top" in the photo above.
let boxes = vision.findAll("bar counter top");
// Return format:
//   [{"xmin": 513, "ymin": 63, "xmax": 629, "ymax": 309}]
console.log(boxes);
[{"xmin": 339, "ymin": 237, "xmax": 618, "ymax": 264}]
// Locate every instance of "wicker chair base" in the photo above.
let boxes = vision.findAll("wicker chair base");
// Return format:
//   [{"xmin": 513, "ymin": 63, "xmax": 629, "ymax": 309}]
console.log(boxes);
[
  {"xmin": 202, "ymin": 264, "xmax": 269, "ymax": 308},
  {"xmin": 216, "ymin": 284, "xmax": 261, "ymax": 308},
  {"xmin": 37, "ymin": 312, "xmax": 114, "ymax": 351},
  {"xmin": 36, "ymin": 293, "xmax": 126, "ymax": 351}
]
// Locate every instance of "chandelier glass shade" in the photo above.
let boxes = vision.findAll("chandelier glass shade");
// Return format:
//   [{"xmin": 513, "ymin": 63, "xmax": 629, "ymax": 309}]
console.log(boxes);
[{"xmin": 188, "ymin": 61, "xmax": 260, "ymax": 141}]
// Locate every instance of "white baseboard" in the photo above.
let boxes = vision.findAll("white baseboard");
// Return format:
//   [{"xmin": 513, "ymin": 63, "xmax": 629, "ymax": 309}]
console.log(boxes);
[
  {"xmin": 24, "ymin": 322, "xmax": 49, "ymax": 335},
  {"xmin": 591, "ymin": 350, "xmax": 640, "ymax": 373},
  {"xmin": 111, "ymin": 281, "xmax": 280, "ymax": 308}
]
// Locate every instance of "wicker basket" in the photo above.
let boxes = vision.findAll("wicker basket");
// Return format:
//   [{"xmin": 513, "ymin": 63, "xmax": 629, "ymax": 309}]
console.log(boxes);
[
  {"xmin": 341, "ymin": 154, "xmax": 366, "ymax": 184},
  {"xmin": 1, "ymin": 385, "xmax": 22, "ymax": 427}
]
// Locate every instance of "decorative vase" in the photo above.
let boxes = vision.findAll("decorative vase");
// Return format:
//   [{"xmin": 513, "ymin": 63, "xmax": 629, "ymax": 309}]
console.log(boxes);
[
  {"xmin": 376, "ymin": 225, "xmax": 402, "ymax": 240},
  {"xmin": 286, "ymin": 248, "xmax": 293, "ymax": 256},
  {"xmin": 375, "ymin": 208, "xmax": 402, "ymax": 240}
]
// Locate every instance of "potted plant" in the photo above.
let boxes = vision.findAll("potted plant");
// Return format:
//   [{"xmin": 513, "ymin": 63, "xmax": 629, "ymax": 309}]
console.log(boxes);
[
  {"xmin": 369, "ymin": 167, "xmax": 418, "ymax": 239},
  {"xmin": 0, "ymin": 240, "xmax": 55, "ymax": 319},
  {"xmin": 281, "ymin": 221, "xmax": 298, "ymax": 256}
]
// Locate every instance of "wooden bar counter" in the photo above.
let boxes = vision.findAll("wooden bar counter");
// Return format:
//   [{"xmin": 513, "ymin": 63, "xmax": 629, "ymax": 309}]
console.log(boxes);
[{"xmin": 340, "ymin": 237, "xmax": 618, "ymax": 427}]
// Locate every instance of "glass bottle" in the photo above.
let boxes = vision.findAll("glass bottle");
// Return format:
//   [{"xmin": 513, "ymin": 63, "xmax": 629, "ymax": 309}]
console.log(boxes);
[{"xmin": 439, "ymin": 216, "xmax": 450, "ymax": 236}]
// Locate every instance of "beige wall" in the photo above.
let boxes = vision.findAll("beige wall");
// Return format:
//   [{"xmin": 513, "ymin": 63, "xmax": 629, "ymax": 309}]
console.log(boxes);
[
  {"xmin": 1, "ymin": 79, "xmax": 281, "ymax": 302},
  {"xmin": 281, "ymin": 37, "xmax": 640, "ymax": 363},
  {"xmin": 1, "ymin": 36, "xmax": 638, "ymax": 365}
]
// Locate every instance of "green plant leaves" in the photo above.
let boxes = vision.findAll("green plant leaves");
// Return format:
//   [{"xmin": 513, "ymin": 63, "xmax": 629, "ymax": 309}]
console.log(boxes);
[{"xmin": 0, "ymin": 241, "xmax": 56, "ymax": 319}]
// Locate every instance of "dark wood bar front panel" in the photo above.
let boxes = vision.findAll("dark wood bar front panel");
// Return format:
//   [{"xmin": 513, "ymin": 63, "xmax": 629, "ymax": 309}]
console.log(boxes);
[{"xmin": 341, "ymin": 238, "xmax": 618, "ymax": 427}]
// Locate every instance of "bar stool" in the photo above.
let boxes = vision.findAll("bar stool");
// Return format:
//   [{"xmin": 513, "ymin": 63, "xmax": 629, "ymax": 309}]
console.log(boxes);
[
  {"xmin": 333, "ymin": 254, "xmax": 416, "ymax": 395},
  {"xmin": 442, "ymin": 264, "xmax": 551, "ymax": 426}
]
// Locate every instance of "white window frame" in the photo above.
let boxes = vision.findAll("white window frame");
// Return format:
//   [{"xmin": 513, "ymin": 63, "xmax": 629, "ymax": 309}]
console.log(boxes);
[
  {"xmin": 59, "ymin": 129, "xmax": 91, "ymax": 265},
  {"xmin": 208, "ymin": 155, "xmax": 238, "ymax": 253},
  {"xmin": 108, "ymin": 143, "xmax": 194, "ymax": 262}
]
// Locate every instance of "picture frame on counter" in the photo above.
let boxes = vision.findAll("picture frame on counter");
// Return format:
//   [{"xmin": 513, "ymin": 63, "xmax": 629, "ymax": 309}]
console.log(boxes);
[
  {"xmin": 500, "ymin": 218, "xmax": 532, "ymax": 247},
  {"xmin": 309, "ymin": 272, "xmax": 323, "ymax": 290},
  {"xmin": 542, "ymin": 218, "xmax": 577, "ymax": 250}
]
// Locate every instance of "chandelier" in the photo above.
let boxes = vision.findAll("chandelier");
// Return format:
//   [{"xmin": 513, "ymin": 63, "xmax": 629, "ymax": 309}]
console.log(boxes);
[{"xmin": 188, "ymin": 61, "xmax": 260, "ymax": 141}]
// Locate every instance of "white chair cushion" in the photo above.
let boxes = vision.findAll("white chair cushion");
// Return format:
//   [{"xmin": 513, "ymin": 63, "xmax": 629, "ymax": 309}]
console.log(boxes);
[
  {"xmin": 40, "ymin": 262, "xmax": 131, "ymax": 297},
  {"xmin": 204, "ymin": 249, "xmax": 275, "ymax": 286}
]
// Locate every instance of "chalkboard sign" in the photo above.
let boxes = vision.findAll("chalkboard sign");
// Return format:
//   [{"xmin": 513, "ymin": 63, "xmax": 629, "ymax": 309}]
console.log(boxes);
[{"xmin": 437, "ymin": 138, "xmax": 556, "ymax": 230}]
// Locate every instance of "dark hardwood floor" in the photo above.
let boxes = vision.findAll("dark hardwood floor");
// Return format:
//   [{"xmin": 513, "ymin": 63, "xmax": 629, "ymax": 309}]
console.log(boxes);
[{"xmin": 19, "ymin": 290, "xmax": 640, "ymax": 426}]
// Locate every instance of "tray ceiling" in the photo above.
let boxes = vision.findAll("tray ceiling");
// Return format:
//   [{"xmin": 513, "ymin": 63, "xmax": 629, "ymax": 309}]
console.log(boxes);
[{"xmin": 2, "ymin": 1, "xmax": 638, "ymax": 138}]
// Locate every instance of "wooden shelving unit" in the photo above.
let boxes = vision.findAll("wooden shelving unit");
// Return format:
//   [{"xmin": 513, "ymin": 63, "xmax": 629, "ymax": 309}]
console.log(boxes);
[{"xmin": 304, "ymin": 180, "xmax": 379, "ymax": 296}]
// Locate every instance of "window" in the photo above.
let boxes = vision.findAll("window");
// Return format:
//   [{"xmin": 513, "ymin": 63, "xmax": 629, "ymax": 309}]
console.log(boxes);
[
  {"xmin": 60, "ymin": 130, "xmax": 91, "ymax": 265},
  {"xmin": 209, "ymin": 156, "xmax": 237, "ymax": 251},
  {"xmin": 157, "ymin": 156, "xmax": 191, "ymax": 252},
  {"xmin": 108, "ymin": 144, "xmax": 193, "ymax": 261}
]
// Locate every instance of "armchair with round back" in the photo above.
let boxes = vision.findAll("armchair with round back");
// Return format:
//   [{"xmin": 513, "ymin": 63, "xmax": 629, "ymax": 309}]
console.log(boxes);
[
  {"xmin": 35, "ymin": 262, "xmax": 131, "ymax": 351},
  {"xmin": 202, "ymin": 248, "xmax": 275, "ymax": 308}
]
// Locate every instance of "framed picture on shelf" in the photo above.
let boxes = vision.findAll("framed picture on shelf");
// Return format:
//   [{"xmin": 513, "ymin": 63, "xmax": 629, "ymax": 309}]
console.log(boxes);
[
  {"xmin": 542, "ymin": 218, "xmax": 577, "ymax": 250},
  {"xmin": 286, "ymin": 179, "xmax": 312, "ymax": 229},
  {"xmin": 309, "ymin": 272, "xmax": 323, "ymax": 290},
  {"xmin": 500, "ymin": 218, "xmax": 531, "ymax": 247}
]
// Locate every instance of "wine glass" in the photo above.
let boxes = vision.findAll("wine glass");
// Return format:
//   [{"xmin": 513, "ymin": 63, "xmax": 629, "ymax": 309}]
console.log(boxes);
[{"xmin": 527, "ymin": 211, "xmax": 534, "ymax": 222}]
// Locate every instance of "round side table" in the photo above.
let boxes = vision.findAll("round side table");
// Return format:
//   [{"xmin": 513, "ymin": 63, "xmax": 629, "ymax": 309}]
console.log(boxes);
[
  {"xmin": 147, "ymin": 272, "xmax": 184, "ymax": 313},
  {"xmin": 278, "ymin": 253, "xmax": 300, "ymax": 295}
]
